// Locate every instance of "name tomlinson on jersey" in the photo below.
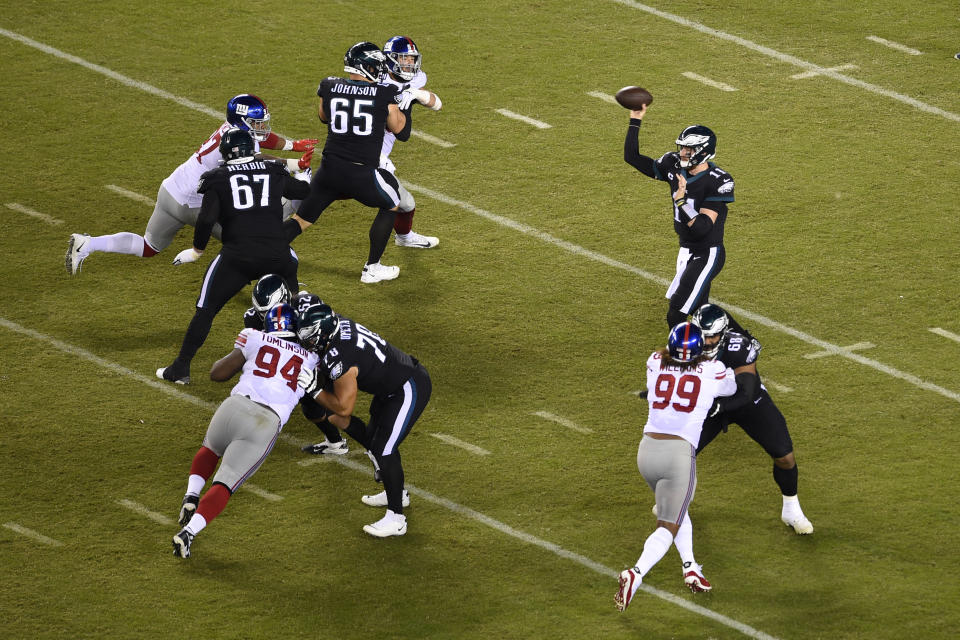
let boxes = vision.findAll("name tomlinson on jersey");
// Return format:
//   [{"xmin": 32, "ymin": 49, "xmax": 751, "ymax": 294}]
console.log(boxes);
[{"xmin": 332, "ymin": 83, "xmax": 377, "ymax": 96}]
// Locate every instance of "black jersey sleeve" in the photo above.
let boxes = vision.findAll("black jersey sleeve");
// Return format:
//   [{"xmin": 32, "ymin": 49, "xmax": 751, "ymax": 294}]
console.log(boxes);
[
  {"xmin": 720, "ymin": 332, "xmax": 760, "ymax": 369},
  {"xmin": 623, "ymin": 119, "xmax": 656, "ymax": 177},
  {"xmin": 282, "ymin": 173, "xmax": 311, "ymax": 200},
  {"xmin": 243, "ymin": 307, "xmax": 261, "ymax": 329},
  {"xmin": 193, "ymin": 187, "xmax": 221, "ymax": 251}
]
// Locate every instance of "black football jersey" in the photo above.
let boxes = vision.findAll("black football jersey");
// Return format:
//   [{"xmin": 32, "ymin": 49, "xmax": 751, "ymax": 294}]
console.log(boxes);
[
  {"xmin": 243, "ymin": 307, "xmax": 261, "ymax": 329},
  {"xmin": 717, "ymin": 331, "xmax": 763, "ymax": 400},
  {"xmin": 318, "ymin": 77, "xmax": 401, "ymax": 166},
  {"xmin": 197, "ymin": 160, "xmax": 310, "ymax": 258},
  {"xmin": 318, "ymin": 318, "xmax": 417, "ymax": 397},
  {"xmin": 652, "ymin": 153, "xmax": 735, "ymax": 249}
]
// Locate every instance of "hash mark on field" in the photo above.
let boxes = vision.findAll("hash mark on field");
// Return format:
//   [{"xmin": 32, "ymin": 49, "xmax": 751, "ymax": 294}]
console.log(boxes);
[
  {"xmin": 681, "ymin": 72, "xmax": 737, "ymax": 92},
  {"xmin": 411, "ymin": 129, "xmax": 455, "ymax": 148},
  {"xmin": 763, "ymin": 379, "xmax": 793, "ymax": 393},
  {"xmin": 866, "ymin": 36, "xmax": 923, "ymax": 56},
  {"xmin": 532, "ymin": 411, "xmax": 593, "ymax": 434},
  {"xmin": 606, "ymin": 1, "xmax": 960, "ymax": 123},
  {"xmin": 804, "ymin": 341, "xmax": 875, "ymax": 359},
  {"xmin": 586, "ymin": 90, "xmax": 618, "ymax": 105},
  {"xmin": 495, "ymin": 108, "xmax": 552, "ymax": 129},
  {"xmin": 3, "ymin": 522, "xmax": 64, "ymax": 546},
  {"xmin": 117, "ymin": 499, "xmax": 174, "ymax": 526},
  {"xmin": 105, "ymin": 184, "xmax": 154, "ymax": 206},
  {"xmin": 429, "ymin": 433, "xmax": 490, "ymax": 455},
  {"xmin": 243, "ymin": 483, "xmax": 282, "ymax": 502},
  {"xmin": 928, "ymin": 327, "xmax": 960, "ymax": 344},
  {"xmin": 4, "ymin": 202, "xmax": 63, "ymax": 226},
  {"xmin": 791, "ymin": 63, "xmax": 858, "ymax": 80}
]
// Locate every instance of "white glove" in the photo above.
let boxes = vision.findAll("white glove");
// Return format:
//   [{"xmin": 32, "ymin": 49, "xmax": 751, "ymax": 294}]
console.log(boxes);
[
  {"xmin": 297, "ymin": 365, "xmax": 320, "ymax": 396},
  {"xmin": 396, "ymin": 90, "xmax": 415, "ymax": 110},
  {"xmin": 294, "ymin": 167, "xmax": 312, "ymax": 183},
  {"xmin": 172, "ymin": 247, "xmax": 203, "ymax": 265}
]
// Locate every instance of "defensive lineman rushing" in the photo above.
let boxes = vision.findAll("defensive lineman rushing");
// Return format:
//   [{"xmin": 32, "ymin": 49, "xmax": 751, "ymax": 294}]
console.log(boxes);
[
  {"xmin": 691, "ymin": 303, "xmax": 814, "ymax": 534},
  {"xmin": 379, "ymin": 35, "xmax": 442, "ymax": 249},
  {"xmin": 623, "ymin": 102, "xmax": 734, "ymax": 328},
  {"xmin": 616, "ymin": 323, "xmax": 736, "ymax": 611},
  {"xmin": 173, "ymin": 303, "xmax": 318, "ymax": 558},
  {"xmin": 66, "ymin": 94, "xmax": 315, "ymax": 275}
]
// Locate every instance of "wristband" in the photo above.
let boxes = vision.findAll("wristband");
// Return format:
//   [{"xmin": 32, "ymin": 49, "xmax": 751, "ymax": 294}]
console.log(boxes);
[
  {"xmin": 282, "ymin": 139, "xmax": 294, "ymax": 151},
  {"xmin": 286, "ymin": 158, "xmax": 300, "ymax": 172}
]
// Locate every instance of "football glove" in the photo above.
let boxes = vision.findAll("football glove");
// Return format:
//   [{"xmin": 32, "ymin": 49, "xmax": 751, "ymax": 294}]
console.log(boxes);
[
  {"xmin": 297, "ymin": 365, "xmax": 321, "ymax": 396},
  {"xmin": 172, "ymin": 247, "xmax": 203, "ymax": 265},
  {"xmin": 396, "ymin": 90, "xmax": 416, "ymax": 111},
  {"xmin": 292, "ymin": 138, "xmax": 317, "ymax": 152}
]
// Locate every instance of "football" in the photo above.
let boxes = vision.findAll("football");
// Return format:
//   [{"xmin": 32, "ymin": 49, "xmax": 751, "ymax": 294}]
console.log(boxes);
[{"xmin": 615, "ymin": 86, "xmax": 653, "ymax": 110}]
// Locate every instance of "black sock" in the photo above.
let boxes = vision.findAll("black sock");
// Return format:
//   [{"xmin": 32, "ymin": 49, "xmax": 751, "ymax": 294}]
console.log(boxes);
[
  {"xmin": 344, "ymin": 416, "xmax": 370, "ymax": 448},
  {"xmin": 773, "ymin": 463, "xmax": 799, "ymax": 496},
  {"xmin": 314, "ymin": 419, "xmax": 342, "ymax": 443},
  {"xmin": 175, "ymin": 308, "xmax": 216, "ymax": 370},
  {"xmin": 367, "ymin": 209, "xmax": 397, "ymax": 264},
  {"xmin": 378, "ymin": 452, "xmax": 405, "ymax": 514}
]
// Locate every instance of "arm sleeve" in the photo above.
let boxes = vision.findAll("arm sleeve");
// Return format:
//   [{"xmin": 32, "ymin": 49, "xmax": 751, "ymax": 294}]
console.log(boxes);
[
  {"xmin": 623, "ymin": 119, "xmax": 657, "ymax": 177},
  {"xmin": 395, "ymin": 105, "xmax": 413, "ymax": 142},
  {"xmin": 687, "ymin": 214, "xmax": 714, "ymax": 238},
  {"xmin": 283, "ymin": 174, "xmax": 312, "ymax": 200},
  {"xmin": 722, "ymin": 372, "xmax": 759, "ymax": 412},
  {"xmin": 283, "ymin": 217, "xmax": 303, "ymax": 242},
  {"xmin": 192, "ymin": 190, "xmax": 220, "ymax": 251}
]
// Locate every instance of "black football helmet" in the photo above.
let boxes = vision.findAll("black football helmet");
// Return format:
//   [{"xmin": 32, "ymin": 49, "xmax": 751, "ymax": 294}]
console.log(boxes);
[
  {"xmin": 675, "ymin": 125, "xmax": 717, "ymax": 168},
  {"xmin": 297, "ymin": 303, "xmax": 340, "ymax": 352},
  {"xmin": 691, "ymin": 303, "xmax": 729, "ymax": 358},
  {"xmin": 383, "ymin": 36, "xmax": 422, "ymax": 81},
  {"xmin": 293, "ymin": 291, "xmax": 324, "ymax": 316},
  {"xmin": 252, "ymin": 274, "xmax": 292, "ymax": 318},
  {"xmin": 263, "ymin": 303, "xmax": 298, "ymax": 339},
  {"xmin": 344, "ymin": 41, "xmax": 387, "ymax": 82},
  {"xmin": 219, "ymin": 128, "xmax": 256, "ymax": 163},
  {"xmin": 667, "ymin": 322, "xmax": 705, "ymax": 363}
]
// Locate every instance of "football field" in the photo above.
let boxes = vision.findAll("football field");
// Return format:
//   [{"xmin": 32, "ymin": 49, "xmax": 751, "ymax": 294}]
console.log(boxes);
[{"xmin": 2, "ymin": 1, "xmax": 959, "ymax": 638}]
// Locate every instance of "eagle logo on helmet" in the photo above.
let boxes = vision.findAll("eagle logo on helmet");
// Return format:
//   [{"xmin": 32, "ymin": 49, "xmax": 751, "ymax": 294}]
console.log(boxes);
[
  {"xmin": 252, "ymin": 274, "xmax": 292, "ymax": 318},
  {"xmin": 675, "ymin": 125, "xmax": 717, "ymax": 168},
  {"xmin": 297, "ymin": 303, "xmax": 341, "ymax": 352},
  {"xmin": 344, "ymin": 41, "xmax": 387, "ymax": 83},
  {"xmin": 691, "ymin": 304, "xmax": 729, "ymax": 359}
]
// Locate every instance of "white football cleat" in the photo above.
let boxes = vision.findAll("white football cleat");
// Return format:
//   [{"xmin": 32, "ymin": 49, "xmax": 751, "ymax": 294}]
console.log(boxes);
[
  {"xmin": 782, "ymin": 512, "xmax": 814, "ymax": 535},
  {"xmin": 361, "ymin": 489, "xmax": 410, "ymax": 508},
  {"xmin": 615, "ymin": 567, "xmax": 641, "ymax": 612},
  {"xmin": 360, "ymin": 262, "xmax": 400, "ymax": 283},
  {"xmin": 65, "ymin": 233, "xmax": 90, "ymax": 275},
  {"xmin": 363, "ymin": 509, "xmax": 407, "ymax": 537},
  {"xmin": 395, "ymin": 230, "xmax": 439, "ymax": 249}
]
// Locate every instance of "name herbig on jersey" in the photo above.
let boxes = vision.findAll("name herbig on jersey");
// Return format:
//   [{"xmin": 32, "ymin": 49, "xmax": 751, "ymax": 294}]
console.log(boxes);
[
  {"xmin": 318, "ymin": 77, "xmax": 401, "ymax": 166},
  {"xmin": 230, "ymin": 328, "xmax": 318, "ymax": 426},
  {"xmin": 651, "ymin": 153, "xmax": 734, "ymax": 249},
  {"xmin": 161, "ymin": 122, "xmax": 262, "ymax": 209},
  {"xmin": 643, "ymin": 351, "xmax": 736, "ymax": 447}
]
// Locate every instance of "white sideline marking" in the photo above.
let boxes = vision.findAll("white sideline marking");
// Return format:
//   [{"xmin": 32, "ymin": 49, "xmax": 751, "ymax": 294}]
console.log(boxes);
[
  {"xmin": 3, "ymin": 522, "xmax": 64, "ymax": 547},
  {"xmin": 763, "ymin": 379, "xmax": 793, "ymax": 393},
  {"xmin": 607, "ymin": 1, "xmax": 960, "ymax": 123},
  {"xmin": 429, "ymin": 433, "xmax": 490, "ymax": 456},
  {"xmin": 6, "ymin": 29, "xmax": 956, "ymax": 402},
  {"xmin": 4, "ymin": 202, "xmax": 63, "ymax": 226},
  {"xmin": 2, "ymin": 318, "xmax": 778, "ymax": 640},
  {"xmin": 586, "ymin": 90, "xmax": 618, "ymax": 104},
  {"xmin": 105, "ymin": 184, "xmax": 154, "ymax": 206},
  {"xmin": 532, "ymin": 411, "xmax": 594, "ymax": 434},
  {"xmin": 791, "ymin": 63, "xmax": 858, "ymax": 80},
  {"xmin": 243, "ymin": 483, "xmax": 283, "ymax": 502},
  {"xmin": 929, "ymin": 327, "xmax": 960, "ymax": 344},
  {"xmin": 681, "ymin": 72, "xmax": 737, "ymax": 92},
  {"xmin": 495, "ymin": 108, "xmax": 552, "ymax": 129},
  {"xmin": 804, "ymin": 341, "xmax": 875, "ymax": 359},
  {"xmin": 117, "ymin": 498, "xmax": 174, "ymax": 526},
  {"xmin": 411, "ymin": 129, "xmax": 455, "ymax": 148},
  {"xmin": 401, "ymin": 183, "xmax": 960, "ymax": 404},
  {"xmin": 866, "ymin": 36, "xmax": 923, "ymax": 56}
]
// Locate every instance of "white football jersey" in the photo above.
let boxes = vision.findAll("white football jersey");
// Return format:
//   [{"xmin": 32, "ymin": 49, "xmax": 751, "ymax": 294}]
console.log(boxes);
[
  {"xmin": 161, "ymin": 122, "xmax": 262, "ymax": 208},
  {"xmin": 379, "ymin": 70, "xmax": 428, "ymax": 159},
  {"xmin": 229, "ymin": 329, "xmax": 318, "ymax": 426},
  {"xmin": 642, "ymin": 351, "xmax": 736, "ymax": 447}
]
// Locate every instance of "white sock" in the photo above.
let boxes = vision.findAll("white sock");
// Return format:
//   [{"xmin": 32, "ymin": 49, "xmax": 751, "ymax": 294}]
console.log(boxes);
[
  {"xmin": 782, "ymin": 494, "xmax": 803, "ymax": 514},
  {"xmin": 673, "ymin": 513, "xmax": 696, "ymax": 566},
  {"xmin": 186, "ymin": 474, "xmax": 206, "ymax": 497},
  {"xmin": 635, "ymin": 526, "xmax": 674, "ymax": 578},
  {"xmin": 185, "ymin": 513, "xmax": 207, "ymax": 535},
  {"xmin": 87, "ymin": 232, "xmax": 146, "ymax": 256}
]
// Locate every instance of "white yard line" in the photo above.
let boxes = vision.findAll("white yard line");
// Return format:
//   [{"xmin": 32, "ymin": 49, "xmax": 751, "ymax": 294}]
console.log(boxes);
[
  {"xmin": 607, "ymin": 1, "xmax": 960, "ymax": 123},
  {"xmin": 117, "ymin": 498, "xmax": 174, "ymax": 526},
  {"xmin": 681, "ymin": 72, "xmax": 738, "ymax": 92},
  {"xmin": 586, "ymin": 90, "xmax": 618, "ymax": 104},
  {"xmin": 763, "ymin": 379, "xmax": 794, "ymax": 393},
  {"xmin": 532, "ymin": 411, "xmax": 594, "ymax": 434},
  {"xmin": 243, "ymin": 483, "xmax": 283, "ymax": 502},
  {"xmin": 495, "ymin": 108, "xmax": 552, "ymax": 129},
  {"xmin": 411, "ymin": 129, "xmax": 455, "ymax": 148},
  {"xmin": 105, "ymin": 184, "xmax": 155, "ymax": 206},
  {"xmin": 1, "ymin": 316, "xmax": 777, "ymax": 639},
  {"xmin": 804, "ymin": 341, "xmax": 875, "ymax": 360},
  {"xmin": 866, "ymin": 36, "xmax": 922, "ymax": 56},
  {"xmin": 429, "ymin": 432, "xmax": 490, "ymax": 456},
  {"xmin": 4, "ymin": 202, "xmax": 63, "ymax": 226},
  {"xmin": 928, "ymin": 327, "xmax": 960, "ymax": 344},
  {"xmin": 3, "ymin": 522, "xmax": 64, "ymax": 546},
  {"xmin": 791, "ymin": 63, "xmax": 858, "ymax": 80}
]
